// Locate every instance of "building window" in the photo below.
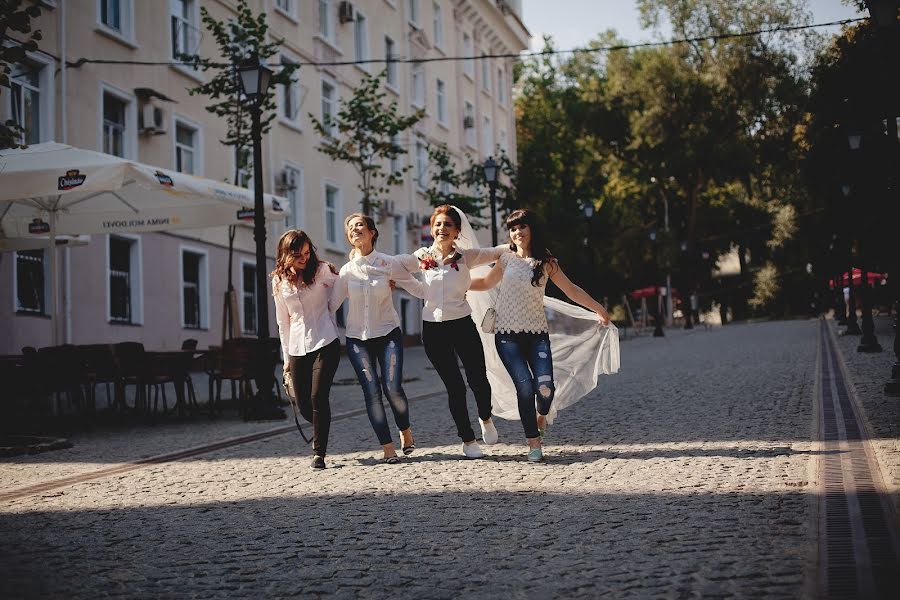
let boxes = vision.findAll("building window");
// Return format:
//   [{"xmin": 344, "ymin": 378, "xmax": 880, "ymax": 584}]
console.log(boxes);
[
  {"xmin": 385, "ymin": 36, "xmax": 397, "ymax": 87},
  {"xmin": 109, "ymin": 235, "xmax": 140, "ymax": 324},
  {"xmin": 432, "ymin": 2, "xmax": 443, "ymax": 47},
  {"xmin": 482, "ymin": 115, "xmax": 493, "ymax": 153},
  {"xmin": 15, "ymin": 249, "xmax": 46, "ymax": 315},
  {"xmin": 235, "ymin": 146, "xmax": 253, "ymax": 188},
  {"xmin": 481, "ymin": 54, "xmax": 491, "ymax": 94},
  {"xmin": 354, "ymin": 11, "xmax": 368, "ymax": 64},
  {"xmin": 318, "ymin": 0, "xmax": 333, "ymax": 41},
  {"xmin": 275, "ymin": 0, "xmax": 294, "ymax": 17},
  {"xmin": 498, "ymin": 67, "xmax": 506, "ymax": 105},
  {"xmin": 408, "ymin": 0, "xmax": 420, "ymax": 25},
  {"xmin": 181, "ymin": 249, "xmax": 208, "ymax": 329},
  {"xmin": 324, "ymin": 184, "xmax": 339, "ymax": 245},
  {"xmin": 103, "ymin": 92, "xmax": 127, "ymax": 157},
  {"xmin": 389, "ymin": 133, "xmax": 401, "ymax": 175},
  {"xmin": 393, "ymin": 215, "xmax": 406, "ymax": 254},
  {"xmin": 283, "ymin": 164, "xmax": 303, "ymax": 228},
  {"xmin": 321, "ymin": 80, "xmax": 336, "ymax": 136},
  {"xmin": 436, "ymin": 78, "xmax": 447, "ymax": 124},
  {"xmin": 279, "ymin": 57, "xmax": 301, "ymax": 124},
  {"xmin": 174, "ymin": 120, "xmax": 198, "ymax": 174},
  {"xmin": 98, "ymin": 0, "xmax": 133, "ymax": 39},
  {"xmin": 463, "ymin": 33, "xmax": 474, "ymax": 77},
  {"xmin": 9, "ymin": 64, "xmax": 41, "ymax": 145},
  {"xmin": 415, "ymin": 139, "xmax": 427, "ymax": 189},
  {"xmin": 411, "ymin": 62, "xmax": 425, "ymax": 107},
  {"xmin": 241, "ymin": 261, "xmax": 257, "ymax": 335},
  {"xmin": 464, "ymin": 101, "xmax": 475, "ymax": 147},
  {"xmin": 170, "ymin": 0, "xmax": 199, "ymax": 59}
]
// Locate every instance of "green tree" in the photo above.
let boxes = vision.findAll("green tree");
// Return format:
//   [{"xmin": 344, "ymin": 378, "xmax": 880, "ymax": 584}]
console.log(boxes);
[
  {"xmin": 0, "ymin": 0, "xmax": 43, "ymax": 149},
  {"xmin": 180, "ymin": 0, "xmax": 298, "ymax": 184},
  {"xmin": 310, "ymin": 70, "xmax": 423, "ymax": 215}
]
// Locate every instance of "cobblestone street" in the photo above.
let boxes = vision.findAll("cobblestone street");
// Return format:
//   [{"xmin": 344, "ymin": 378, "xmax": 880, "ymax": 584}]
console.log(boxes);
[{"xmin": 2, "ymin": 318, "xmax": 898, "ymax": 598}]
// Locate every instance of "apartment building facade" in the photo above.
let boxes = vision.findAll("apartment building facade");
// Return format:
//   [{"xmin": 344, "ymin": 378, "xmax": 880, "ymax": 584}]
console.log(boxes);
[{"xmin": 0, "ymin": 0, "xmax": 529, "ymax": 354}]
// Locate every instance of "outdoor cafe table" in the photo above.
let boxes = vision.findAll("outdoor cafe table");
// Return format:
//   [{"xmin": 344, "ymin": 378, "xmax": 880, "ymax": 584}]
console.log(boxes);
[{"xmin": 145, "ymin": 349, "xmax": 207, "ymax": 415}]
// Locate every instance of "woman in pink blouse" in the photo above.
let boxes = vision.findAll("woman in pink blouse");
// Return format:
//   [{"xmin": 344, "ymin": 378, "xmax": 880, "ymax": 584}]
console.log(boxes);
[{"xmin": 272, "ymin": 230, "xmax": 341, "ymax": 470}]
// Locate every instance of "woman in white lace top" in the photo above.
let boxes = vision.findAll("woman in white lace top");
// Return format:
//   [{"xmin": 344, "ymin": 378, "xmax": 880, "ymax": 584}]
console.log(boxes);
[{"xmin": 471, "ymin": 209, "xmax": 610, "ymax": 462}]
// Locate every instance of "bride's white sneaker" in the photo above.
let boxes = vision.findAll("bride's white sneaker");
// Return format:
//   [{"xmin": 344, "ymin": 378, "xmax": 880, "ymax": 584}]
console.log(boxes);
[
  {"xmin": 480, "ymin": 419, "xmax": 498, "ymax": 445},
  {"xmin": 463, "ymin": 441, "xmax": 484, "ymax": 459}
]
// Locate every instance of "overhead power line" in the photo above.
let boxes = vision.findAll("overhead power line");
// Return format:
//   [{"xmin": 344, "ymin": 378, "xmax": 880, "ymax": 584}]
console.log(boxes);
[{"xmin": 32, "ymin": 17, "xmax": 866, "ymax": 70}]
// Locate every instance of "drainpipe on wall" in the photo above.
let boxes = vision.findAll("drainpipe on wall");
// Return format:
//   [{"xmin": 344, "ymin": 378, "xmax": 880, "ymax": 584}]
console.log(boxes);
[{"xmin": 59, "ymin": 1, "xmax": 72, "ymax": 343}]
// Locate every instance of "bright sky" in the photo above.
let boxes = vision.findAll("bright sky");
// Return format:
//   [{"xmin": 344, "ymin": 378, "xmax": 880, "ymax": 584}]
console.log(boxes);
[{"xmin": 521, "ymin": 0, "xmax": 866, "ymax": 51}]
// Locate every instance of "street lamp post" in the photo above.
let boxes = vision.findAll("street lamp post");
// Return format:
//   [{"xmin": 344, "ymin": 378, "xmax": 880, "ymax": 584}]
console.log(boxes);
[
  {"xmin": 583, "ymin": 202, "xmax": 594, "ymax": 294},
  {"xmin": 236, "ymin": 55, "xmax": 281, "ymax": 419},
  {"xmin": 840, "ymin": 176, "xmax": 862, "ymax": 335},
  {"xmin": 483, "ymin": 156, "xmax": 499, "ymax": 246}
]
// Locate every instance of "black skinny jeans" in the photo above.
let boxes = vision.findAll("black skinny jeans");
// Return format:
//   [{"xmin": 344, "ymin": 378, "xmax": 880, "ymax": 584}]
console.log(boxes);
[
  {"xmin": 422, "ymin": 316, "xmax": 493, "ymax": 442},
  {"xmin": 287, "ymin": 338, "xmax": 340, "ymax": 457}
]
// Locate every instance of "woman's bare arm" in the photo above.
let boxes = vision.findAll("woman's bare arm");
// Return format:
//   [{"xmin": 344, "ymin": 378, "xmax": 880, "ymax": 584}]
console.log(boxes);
[
  {"xmin": 469, "ymin": 259, "xmax": 504, "ymax": 291},
  {"xmin": 548, "ymin": 261, "xmax": 610, "ymax": 325}
]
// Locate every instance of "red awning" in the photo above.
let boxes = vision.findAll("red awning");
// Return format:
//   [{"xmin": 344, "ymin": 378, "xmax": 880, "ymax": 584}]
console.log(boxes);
[
  {"xmin": 629, "ymin": 286, "xmax": 680, "ymax": 299},
  {"xmin": 828, "ymin": 268, "xmax": 885, "ymax": 289}
]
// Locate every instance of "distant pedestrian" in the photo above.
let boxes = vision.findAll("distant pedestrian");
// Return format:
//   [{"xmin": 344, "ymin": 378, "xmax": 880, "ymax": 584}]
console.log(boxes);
[
  {"xmin": 393, "ymin": 205, "xmax": 507, "ymax": 459},
  {"xmin": 272, "ymin": 230, "xmax": 340, "ymax": 470},
  {"xmin": 471, "ymin": 209, "xmax": 615, "ymax": 462},
  {"xmin": 331, "ymin": 214, "xmax": 421, "ymax": 464}
]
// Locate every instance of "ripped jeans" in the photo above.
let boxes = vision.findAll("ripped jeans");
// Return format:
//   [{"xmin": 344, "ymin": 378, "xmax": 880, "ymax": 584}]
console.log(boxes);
[
  {"xmin": 346, "ymin": 327, "xmax": 411, "ymax": 446},
  {"xmin": 495, "ymin": 331, "xmax": 555, "ymax": 439}
]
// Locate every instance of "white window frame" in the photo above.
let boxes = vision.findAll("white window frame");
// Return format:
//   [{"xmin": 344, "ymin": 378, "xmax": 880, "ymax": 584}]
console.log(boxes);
[
  {"xmin": 415, "ymin": 138, "xmax": 428, "ymax": 190},
  {"xmin": 389, "ymin": 133, "xmax": 402, "ymax": 175},
  {"xmin": 393, "ymin": 214, "xmax": 407, "ymax": 254},
  {"xmin": 321, "ymin": 77, "xmax": 337, "ymax": 137},
  {"xmin": 464, "ymin": 101, "xmax": 476, "ymax": 148},
  {"xmin": 96, "ymin": 0, "xmax": 135, "ymax": 46},
  {"xmin": 432, "ymin": 2, "xmax": 443, "ymax": 49},
  {"xmin": 408, "ymin": 0, "xmax": 420, "ymax": 26},
  {"xmin": 279, "ymin": 54, "xmax": 302, "ymax": 129},
  {"xmin": 239, "ymin": 257, "xmax": 258, "ymax": 335},
  {"xmin": 481, "ymin": 54, "xmax": 491, "ymax": 95},
  {"xmin": 172, "ymin": 114, "xmax": 203, "ymax": 176},
  {"xmin": 98, "ymin": 82, "xmax": 137, "ymax": 159},
  {"xmin": 274, "ymin": 0, "xmax": 298, "ymax": 22},
  {"xmin": 323, "ymin": 181, "xmax": 343, "ymax": 249},
  {"xmin": 179, "ymin": 245, "xmax": 209, "ymax": 330},
  {"xmin": 106, "ymin": 233, "xmax": 143, "ymax": 325},
  {"xmin": 384, "ymin": 35, "xmax": 398, "ymax": 90},
  {"xmin": 411, "ymin": 62, "xmax": 425, "ymax": 108},
  {"xmin": 282, "ymin": 162, "xmax": 304, "ymax": 229},
  {"xmin": 482, "ymin": 115, "xmax": 493, "ymax": 154},
  {"xmin": 462, "ymin": 33, "xmax": 474, "ymax": 79},
  {"xmin": 234, "ymin": 145, "xmax": 253, "ymax": 190},
  {"xmin": 169, "ymin": 0, "xmax": 201, "ymax": 80},
  {"xmin": 13, "ymin": 249, "xmax": 49, "ymax": 315},
  {"xmin": 3, "ymin": 51, "xmax": 55, "ymax": 146},
  {"xmin": 318, "ymin": 0, "xmax": 335, "ymax": 42},
  {"xmin": 353, "ymin": 8, "xmax": 369, "ymax": 70},
  {"xmin": 436, "ymin": 78, "xmax": 447, "ymax": 125}
]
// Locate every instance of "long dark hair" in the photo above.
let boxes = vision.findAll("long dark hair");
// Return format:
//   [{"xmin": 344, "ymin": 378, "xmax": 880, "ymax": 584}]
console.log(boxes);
[
  {"xmin": 271, "ymin": 229, "xmax": 323, "ymax": 290},
  {"xmin": 506, "ymin": 209, "xmax": 554, "ymax": 287}
]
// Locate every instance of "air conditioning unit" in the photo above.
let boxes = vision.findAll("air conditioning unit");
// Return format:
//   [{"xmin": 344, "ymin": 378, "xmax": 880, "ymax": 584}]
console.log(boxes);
[
  {"xmin": 463, "ymin": 115, "xmax": 474, "ymax": 129},
  {"xmin": 338, "ymin": 1, "xmax": 354, "ymax": 23},
  {"xmin": 279, "ymin": 169, "xmax": 297, "ymax": 192},
  {"xmin": 139, "ymin": 103, "xmax": 167, "ymax": 135}
]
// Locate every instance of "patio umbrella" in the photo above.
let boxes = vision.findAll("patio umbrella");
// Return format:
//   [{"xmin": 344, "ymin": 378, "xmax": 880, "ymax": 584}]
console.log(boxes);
[
  {"xmin": 0, "ymin": 234, "xmax": 90, "ymax": 251},
  {"xmin": 0, "ymin": 142, "xmax": 289, "ymax": 344}
]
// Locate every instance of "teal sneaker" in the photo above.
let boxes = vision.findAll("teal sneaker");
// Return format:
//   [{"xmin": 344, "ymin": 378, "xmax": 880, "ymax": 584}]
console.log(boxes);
[{"xmin": 527, "ymin": 446, "xmax": 543, "ymax": 462}]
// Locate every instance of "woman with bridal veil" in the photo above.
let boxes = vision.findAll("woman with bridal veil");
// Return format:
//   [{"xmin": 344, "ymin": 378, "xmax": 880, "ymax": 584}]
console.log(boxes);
[{"xmin": 467, "ymin": 208, "xmax": 620, "ymax": 462}]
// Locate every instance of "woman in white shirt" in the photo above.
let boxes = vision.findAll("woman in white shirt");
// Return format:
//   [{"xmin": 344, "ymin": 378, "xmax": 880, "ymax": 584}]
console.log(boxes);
[
  {"xmin": 272, "ymin": 230, "xmax": 341, "ymax": 470},
  {"xmin": 472, "ymin": 209, "xmax": 610, "ymax": 462},
  {"xmin": 331, "ymin": 214, "xmax": 422, "ymax": 464},
  {"xmin": 394, "ymin": 205, "xmax": 505, "ymax": 459}
]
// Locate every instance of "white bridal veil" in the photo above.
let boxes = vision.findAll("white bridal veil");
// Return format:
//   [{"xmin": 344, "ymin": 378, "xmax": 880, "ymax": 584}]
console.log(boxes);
[{"xmin": 453, "ymin": 207, "xmax": 620, "ymax": 424}]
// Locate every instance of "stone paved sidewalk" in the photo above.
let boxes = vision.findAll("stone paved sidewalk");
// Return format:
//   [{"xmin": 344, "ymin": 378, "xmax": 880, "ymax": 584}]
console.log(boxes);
[{"xmin": 0, "ymin": 318, "xmax": 885, "ymax": 598}]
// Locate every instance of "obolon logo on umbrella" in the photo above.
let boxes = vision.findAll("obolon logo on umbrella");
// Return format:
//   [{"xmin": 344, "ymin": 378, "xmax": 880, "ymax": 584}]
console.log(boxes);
[
  {"xmin": 58, "ymin": 169, "xmax": 86, "ymax": 191},
  {"xmin": 28, "ymin": 218, "xmax": 51, "ymax": 234},
  {"xmin": 154, "ymin": 170, "xmax": 174, "ymax": 187}
]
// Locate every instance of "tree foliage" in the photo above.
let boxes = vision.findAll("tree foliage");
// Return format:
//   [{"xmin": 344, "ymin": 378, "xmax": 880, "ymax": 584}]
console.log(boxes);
[
  {"xmin": 310, "ymin": 70, "xmax": 423, "ymax": 215},
  {"xmin": 180, "ymin": 0, "xmax": 298, "ymax": 182},
  {"xmin": 0, "ymin": 0, "xmax": 43, "ymax": 149}
]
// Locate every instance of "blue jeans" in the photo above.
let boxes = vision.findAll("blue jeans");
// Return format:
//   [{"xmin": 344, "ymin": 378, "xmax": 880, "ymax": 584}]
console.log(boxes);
[
  {"xmin": 495, "ymin": 332, "xmax": 555, "ymax": 439},
  {"xmin": 346, "ymin": 327, "xmax": 410, "ymax": 446}
]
